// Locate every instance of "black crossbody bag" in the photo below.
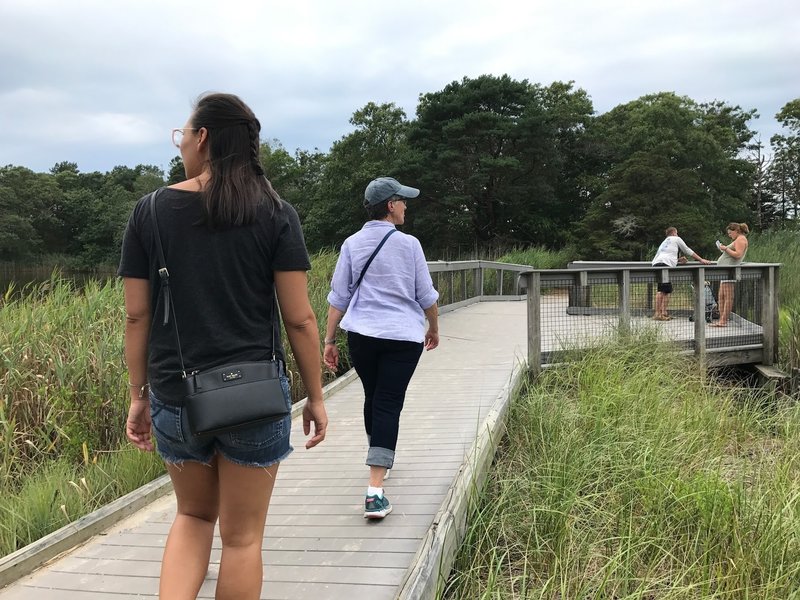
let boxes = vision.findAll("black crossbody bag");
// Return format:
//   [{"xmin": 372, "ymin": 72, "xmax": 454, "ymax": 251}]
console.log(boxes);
[{"xmin": 148, "ymin": 189, "xmax": 289, "ymax": 437}]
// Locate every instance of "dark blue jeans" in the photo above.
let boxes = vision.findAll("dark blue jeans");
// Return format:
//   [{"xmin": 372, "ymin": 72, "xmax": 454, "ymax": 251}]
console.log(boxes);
[{"xmin": 347, "ymin": 332, "xmax": 423, "ymax": 469}]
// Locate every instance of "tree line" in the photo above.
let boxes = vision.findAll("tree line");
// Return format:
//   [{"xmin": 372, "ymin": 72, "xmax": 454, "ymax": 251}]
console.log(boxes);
[{"xmin": 1, "ymin": 75, "xmax": 798, "ymax": 266}]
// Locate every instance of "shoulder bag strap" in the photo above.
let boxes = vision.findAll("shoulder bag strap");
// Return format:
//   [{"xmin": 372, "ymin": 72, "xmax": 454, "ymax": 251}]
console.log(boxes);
[
  {"xmin": 353, "ymin": 228, "xmax": 396, "ymax": 292},
  {"xmin": 149, "ymin": 189, "xmax": 188, "ymax": 376}
]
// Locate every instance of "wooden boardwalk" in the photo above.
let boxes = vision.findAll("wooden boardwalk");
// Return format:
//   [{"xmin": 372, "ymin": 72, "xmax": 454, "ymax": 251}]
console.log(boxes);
[{"xmin": 0, "ymin": 301, "xmax": 529, "ymax": 600}]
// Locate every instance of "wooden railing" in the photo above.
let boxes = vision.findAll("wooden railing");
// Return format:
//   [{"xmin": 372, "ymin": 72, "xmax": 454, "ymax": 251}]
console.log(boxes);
[
  {"xmin": 426, "ymin": 260, "xmax": 532, "ymax": 313},
  {"xmin": 428, "ymin": 260, "xmax": 782, "ymax": 374}
]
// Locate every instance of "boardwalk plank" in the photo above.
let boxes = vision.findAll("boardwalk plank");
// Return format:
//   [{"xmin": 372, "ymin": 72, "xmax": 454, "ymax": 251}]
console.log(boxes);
[
  {"xmin": 75, "ymin": 545, "xmax": 414, "ymax": 568},
  {"xmin": 51, "ymin": 557, "xmax": 409, "ymax": 586},
  {"xmin": 94, "ymin": 533, "xmax": 423, "ymax": 552},
  {"xmin": 135, "ymin": 513, "xmax": 436, "ymax": 531},
  {"xmin": 1, "ymin": 580, "xmax": 401, "ymax": 600},
  {"xmin": 144, "ymin": 502, "xmax": 442, "ymax": 519}
]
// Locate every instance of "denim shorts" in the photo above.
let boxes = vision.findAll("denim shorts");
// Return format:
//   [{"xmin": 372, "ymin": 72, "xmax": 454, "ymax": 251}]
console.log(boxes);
[{"xmin": 149, "ymin": 374, "xmax": 293, "ymax": 468}]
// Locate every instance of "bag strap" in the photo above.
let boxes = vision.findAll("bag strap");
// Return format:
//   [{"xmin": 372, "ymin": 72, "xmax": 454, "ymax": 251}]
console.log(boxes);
[
  {"xmin": 353, "ymin": 228, "xmax": 396, "ymax": 292},
  {"xmin": 148, "ymin": 189, "xmax": 279, "ymax": 379},
  {"xmin": 148, "ymin": 189, "xmax": 188, "ymax": 376}
]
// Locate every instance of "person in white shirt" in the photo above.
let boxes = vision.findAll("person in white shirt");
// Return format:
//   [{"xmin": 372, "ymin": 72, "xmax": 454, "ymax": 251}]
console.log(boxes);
[{"xmin": 650, "ymin": 226, "xmax": 711, "ymax": 320}]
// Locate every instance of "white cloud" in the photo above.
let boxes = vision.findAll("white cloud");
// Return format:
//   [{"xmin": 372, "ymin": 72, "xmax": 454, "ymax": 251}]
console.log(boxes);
[
  {"xmin": 0, "ymin": 0, "xmax": 798, "ymax": 171},
  {"xmin": 0, "ymin": 87, "xmax": 162, "ymax": 143}
]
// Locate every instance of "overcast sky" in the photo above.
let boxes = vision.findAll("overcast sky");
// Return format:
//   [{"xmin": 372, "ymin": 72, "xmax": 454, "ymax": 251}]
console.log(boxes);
[{"xmin": 1, "ymin": 0, "xmax": 797, "ymax": 174}]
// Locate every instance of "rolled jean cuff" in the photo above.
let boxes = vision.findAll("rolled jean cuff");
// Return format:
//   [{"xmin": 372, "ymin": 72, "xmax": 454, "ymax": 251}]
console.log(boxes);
[{"xmin": 367, "ymin": 446, "xmax": 394, "ymax": 469}]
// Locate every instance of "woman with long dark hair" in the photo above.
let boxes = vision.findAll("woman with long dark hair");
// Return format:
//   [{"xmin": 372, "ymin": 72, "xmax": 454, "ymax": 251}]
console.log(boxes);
[{"xmin": 119, "ymin": 93, "xmax": 327, "ymax": 599}]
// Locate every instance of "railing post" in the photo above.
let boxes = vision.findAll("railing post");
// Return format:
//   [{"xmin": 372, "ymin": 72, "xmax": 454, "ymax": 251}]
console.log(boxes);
[
  {"xmin": 761, "ymin": 266, "xmax": 776, "ymax": 366},
  {"xmin": 568, "ymin": 270, "xmax": 590, "ymax": 316},
  {"xmin": 732, "ymin": 266, "xmax": 741, "ymax": 319},
  {"xmin": 473, "ymin": 267, "xmax": 483, "ymax": 299},
  {"xmin": 579, "ymin": 270, "xmax": 589, "ymax": 316},
  {"xmin": 693, "ymin": 267, "xmax": 706, "ymax": 362},
  {"xmin": 619, "ymin": 270, "xmax": 630, "ymax": 333},
  {"xmin": 526, "ymin": 272, "xmax": 541, "ymax": 376},
  {"xmin": 498, "ymin": 270, "xmax": 504, "ymax": 296}
]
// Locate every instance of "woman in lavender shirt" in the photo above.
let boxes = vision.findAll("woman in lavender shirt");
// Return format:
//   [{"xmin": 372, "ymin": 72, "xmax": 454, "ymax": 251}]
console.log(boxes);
[{"xmin": 323, "ymin": 177, "xmax": 439, "ymax": 520}]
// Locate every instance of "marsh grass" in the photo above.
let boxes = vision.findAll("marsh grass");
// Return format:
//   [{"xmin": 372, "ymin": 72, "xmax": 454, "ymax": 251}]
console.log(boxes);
[
  {"xmin": 281, "ymin": 249, "xmax": 350, "ymax": 399},
  {"xmin": 0, "ymin": 252, "xmax": 341, "ymax": 555},
  {"xmin": 747, "ymin": 230, "xmax": 800, "ymax": 307},
  {"xmin": 497, "ymin": 247, "xmax": 571, "ymax": 271},
  {"xmin": 0, "ymin": 446, "xmax": 163, "ymax": 556},
  {"xmin": 747, "ymin": 230, "xmax": 800, "ymax": 371},
  {"xmin": 1, "ymin": 274, "xmax": 129, "ymax": 480},
  {"xmin": 0, "ymin": 274, "xmax": 176, "ymax": 555},
  {"xmin": 443, "ymin": 338, "xmax": 800, "ymax": 599}
]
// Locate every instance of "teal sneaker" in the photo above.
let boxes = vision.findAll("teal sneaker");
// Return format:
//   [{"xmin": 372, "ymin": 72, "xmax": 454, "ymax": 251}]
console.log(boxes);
[{"xmin": 364, "ymin": 494, "xmax": 393, "ymax": 519}]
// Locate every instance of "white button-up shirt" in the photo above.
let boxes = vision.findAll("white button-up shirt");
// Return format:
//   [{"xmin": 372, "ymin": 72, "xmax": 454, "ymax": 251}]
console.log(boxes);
[{"xmin": 327, "ymin": 221, "xmax": 439, "ymax": 343}]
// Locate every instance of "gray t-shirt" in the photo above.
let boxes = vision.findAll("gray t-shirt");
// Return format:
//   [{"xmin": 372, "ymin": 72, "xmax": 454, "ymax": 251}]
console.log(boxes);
[{"xmin": 118, "ymin": 188, "xmax": 311, "ymax": 403}]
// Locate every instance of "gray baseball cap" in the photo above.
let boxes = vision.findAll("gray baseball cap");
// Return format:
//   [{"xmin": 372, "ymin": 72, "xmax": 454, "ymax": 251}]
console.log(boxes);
[{"xmin": 364, "ymin": 177, "xmax": 420, "ymax": 206}]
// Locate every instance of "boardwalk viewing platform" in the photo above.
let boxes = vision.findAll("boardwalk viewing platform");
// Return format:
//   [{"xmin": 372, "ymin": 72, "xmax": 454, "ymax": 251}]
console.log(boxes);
[{"xmin": 0, "ymin": 260, "xmax": 781, "ymax": 599}]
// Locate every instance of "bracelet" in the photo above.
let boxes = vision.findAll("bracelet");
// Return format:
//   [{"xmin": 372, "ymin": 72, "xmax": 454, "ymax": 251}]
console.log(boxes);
[
  {"xmin": 128, "ymin": 382, "xmax": 150, "ymax": 398},
  {"xmin": 324, "ymin": 339, "xmax": 336, "ymax": 345}
]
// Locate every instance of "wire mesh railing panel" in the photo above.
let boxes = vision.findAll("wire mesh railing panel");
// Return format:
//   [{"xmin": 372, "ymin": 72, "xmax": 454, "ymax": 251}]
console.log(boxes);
[
  {"xmin": 712, "ymin": 272, "xmax": 762, "ymax": 350},
  {"xmin": 434, "ymin": 270, "xmax": 471, "ymax": 307},
  {"xmin": 534, "ymin": 266, "xmax": 771, "ymax": 364},
  {"xmin": 429, "ymin": 262, "xmax": 776, "ymax": 367},
  {"xmin": 540, "ymin": 275, "xmax": 625, "ymax": 363},
  {"xmin": 433, "ymin": 263, "xmax": 523, "ymax": 308}
]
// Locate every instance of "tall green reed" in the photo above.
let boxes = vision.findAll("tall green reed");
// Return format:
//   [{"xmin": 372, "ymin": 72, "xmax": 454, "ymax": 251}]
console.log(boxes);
[
  {"xmin": 748, "ymin": 229, "xmax": 800, "ymax": 371},
  {"xmin": 0, "ymin": 252, "xmax": 340, "ymax": 488},
  {"xmin": 747, "ymin": 230, "xmax": 800, "ymax": 307},
  {"xmin": 0, "ymin": 447, "xmax": 163, "ymax": 556},
  {"xmin": 497, "ymin": 246, "xmax": 572, "ymax": 270},
  {"xmin": 1, "ymin": 274, "xmax": 128, "ymax": 484},
  {"xmin": 444, "ymin": 338, "xmax": 800, "ymax": 598},
  {"xmin": 0, "ymin": 252, "xmax": 341, "ymax": 555}
]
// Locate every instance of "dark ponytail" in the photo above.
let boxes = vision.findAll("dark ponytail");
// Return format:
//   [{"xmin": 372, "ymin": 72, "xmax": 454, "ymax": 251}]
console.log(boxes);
[{"xmin": 191, "ymin": 93, "xmax": 281, "ymax": 228}]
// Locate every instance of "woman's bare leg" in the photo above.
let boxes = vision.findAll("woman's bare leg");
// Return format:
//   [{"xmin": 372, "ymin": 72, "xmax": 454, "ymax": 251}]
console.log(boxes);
[
  {"xmin": 717, "ymin": 282, "xmax": 733, "ymax": 325},
  {"xmin": 654, "ymin": 292, "xmax": 665, "ymax": 318},
  {"xmin": 215, "ymin": 458, "xmax": 280, "ymax": 600},
  {"xmin": 160, "ymin": 459, "xmax": 220, "ymax": 600},
  {"xmin": 369, "ymin": 466, "xmax": 388, "ymax": 487}
]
